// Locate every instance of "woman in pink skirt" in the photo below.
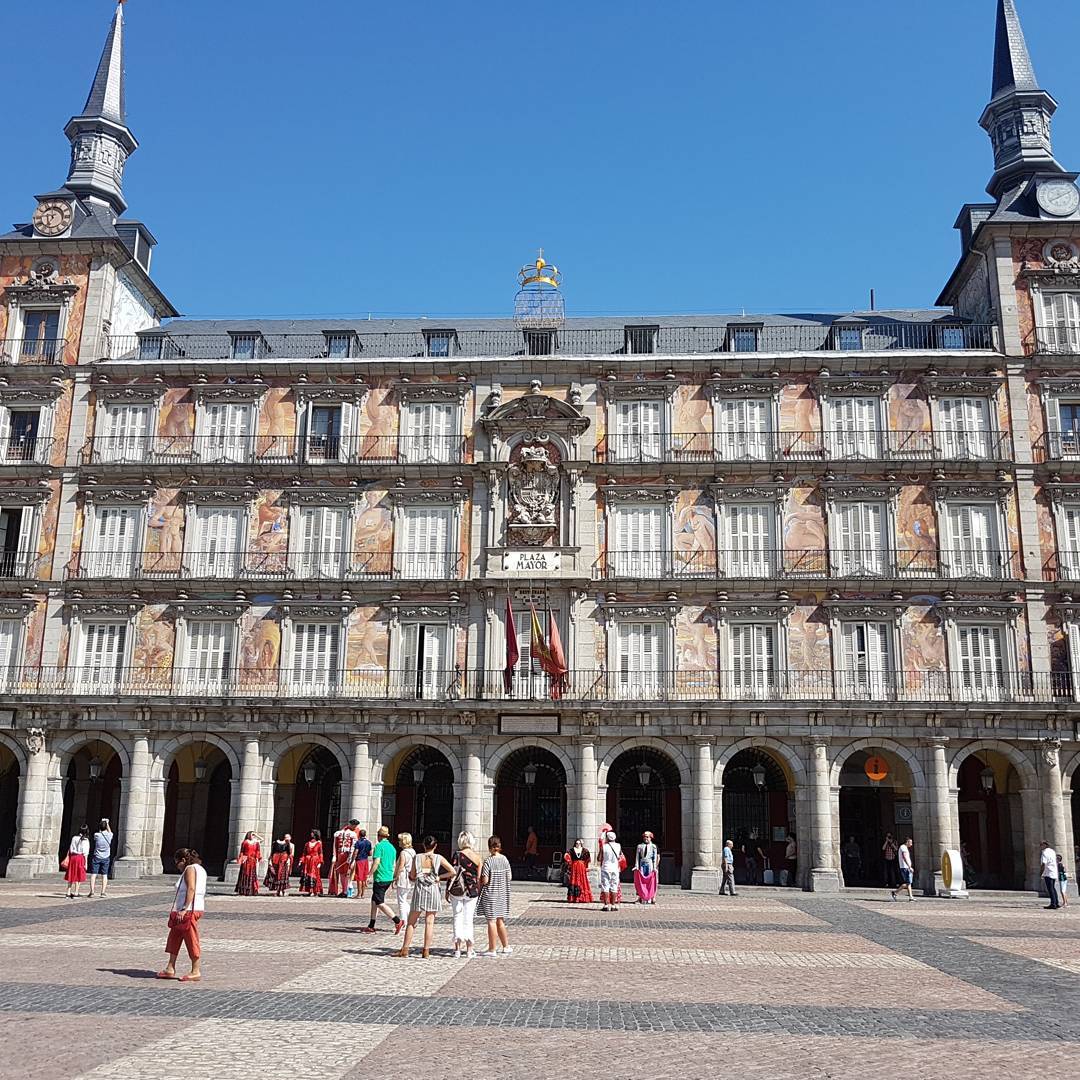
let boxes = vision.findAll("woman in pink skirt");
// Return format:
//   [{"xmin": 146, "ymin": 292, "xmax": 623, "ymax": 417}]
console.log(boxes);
[
  {"xmin": 634, "ymin": 831, "xmax": 660, "ymax": 905},
  {"xmin": 64, "ymin": 825, "xmax": 91, "ymax": 898}
]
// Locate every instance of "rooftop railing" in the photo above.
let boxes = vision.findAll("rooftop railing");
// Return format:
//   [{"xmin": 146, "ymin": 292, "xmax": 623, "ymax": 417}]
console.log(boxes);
[
  {"xmin": 105, "ymin": 322, "xmax": 997, "ymax": 362},
  {"xmin": 2, "ymin": 665, "xmax": 1070, "ymax": 704},
  {"xmin": 0, "ymin": 338, "xmax": 67, "ymax": 364}
]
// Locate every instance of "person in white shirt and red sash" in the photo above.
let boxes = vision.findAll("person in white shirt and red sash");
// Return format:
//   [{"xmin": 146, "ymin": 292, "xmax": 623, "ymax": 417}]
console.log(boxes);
[{"xmin": 329, "ymin": 819, "xmax": 359, "ymax": 896}]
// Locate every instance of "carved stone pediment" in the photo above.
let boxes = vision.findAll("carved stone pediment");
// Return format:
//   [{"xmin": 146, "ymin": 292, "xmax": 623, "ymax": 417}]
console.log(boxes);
[
  {"xmin": 296, "ymin": 383, "xmax": 369, "ymax": 405},
  {"xmin": 1038, "ymin": 376, "xmax": 1080, "ymax": 396},
  {"xmin": 387, "ymin": 488, "xmax": 466, "ymax": 507},
  {"xmin": 67, "ymin": 601, "xmax": 141, "ymax": 618},
  {"xmin": 191, "ymin": 383, "xmax": 265, "ymax": 402},
  {"xmin": 822, "ymin": 480, "xmax": 903, "ymax": 505},
  {"xmin": 930, "ymin": 480, "xmax": 1011, "ymax": 505},
  {"xmin": 82, "ymin": 487, "xmax": 153, "ymax": 505},
  {"xmin": 0, "ymin": 600, "xmax": 34, "ymax": 619},
  {"xmin": 0, "ymin": 384, "xmax": 64, "ymax": 405},
  {"xmin": 174, "ymin": 602, "xmax": 246, "ymax": 620},
  {"xmin": 481, "ymin": 389, "xmax": 589, "ymax": 444},
  {"xmin": 280, "ymin": 603, "xmax": 352, "ymax": 620},
  {"xmin": 4, "ymin": 268, "xmax": 79, "ymax": 306},
  {"xmin": 712, "ymin": 602, "xmax": 795, "ymax": 622},
  {"xmin": 395, "ymin": 381, "xmax": 470, "ymax": 406},
  {"xmin": 0, "ymin": 485, "xmax": 52, "ymax": 506},
  {"xmin": 812, "ymin": 375, "xmax": 892, "ymax": 397},
  {"xmin": 705, "ymin": 377, "xmax": 780, "ymax": 399},
  {"xmin": 823, "ymin": 600, "xmax": 905, "ymax": 622},
  {"xmin": 94, "ymin": 383, "xmax": 165, "ymax": 404},
  {"xmin": 603, "ymin": 483, "xmax": 679, "ymax": 504},
  {"xmin": 710, "ymin": 483, "xmax": 787, "ymax": 506},
  {"xmin": 919, "ymin": 374, "xmax": 1002, "ymax": 398},
  {"xmin": 285, "ymin": 488, "xmax": 359, "ymax": 507},
  {"xmin": 389, "ymin": 604, "xmax": 463, "ymax": 620},
  {"xmin": 602, "ymin": 602, "xmax": 679, "ymax": 627},
  {"xmin": 600, "ymin": 380, "xmax": 679, "ymax": 403},
  {"xmin": 937, "ymin": 600, "xmax": 1022, "ymax": 623},
  {"xmin": 183, "ymin": 488, "xmax": 255, "ymax": 505}
]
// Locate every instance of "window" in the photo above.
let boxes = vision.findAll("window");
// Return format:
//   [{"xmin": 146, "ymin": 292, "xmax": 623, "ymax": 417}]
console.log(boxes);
[
  {"xmin": 614, "ymin": 399, "xmax": 663, "ymax": 463},
  {"xmin": 398, "ymin": 505, "xmax": 453, "ymax": 579},
  {"xmin": 728, "ymin": 326, "xmax": 760, "ymax": 353},
  {"xmin": 838, "ymin": 620, "xmax": 894, "ymax": 698},
  {"xmin": 101, "ymin": 403, "xmax": 151, "ymax": 463},
  {"xmin": 937, "ymin": 397, "xmax": 992, "ymax": 460},
  {"xmin": 199, "ymin": 401, "xmax": 253, "ymax": 463},
  {"xmin": 625, "ymin": 326, "xmax": 658, "ymax": 355},
  {"xmin": 423, "ymin": 330, "xmax": 454, "ymax": 358},
  {"xmin": 401, "ymin": 621, "xmax": 450, "ymax": 699},
  {"xmin": 324, "ymin": 332, "xmax": 355, "ymax": 359},
  {"xmin": 295, "ymin": 505, "xmax": 347, "ymax": 578},
  {"xmin": 954, "ymin": 624, "xmax": 1007, "ymax": 701},
  {"xmin": 523, "ymin": 329, "xmax": 555, "ymax": 356},
  {"xmin": 827, "ymin": 396, "xmax": 881, "ymax": 459},
  {"xmin": 20, "ymin": 310, "xmax": 60, "ymax": 361},
  {"xmin": 832, "ymin": 501, "xmax": 888, "ymax": 577},
  {"xmin": 229, "ymin": 333, "xmax": 261, "ymax": 360},
  {"xmin": 1060, "ymin": 504, "xmax": 1080, "ymax": 578},
  {"xmin": 88, "ymin": 505, "xmax": 140, "ymax": 578},
  {"xmin": 190, "ymin": 506, "xmax": 244, "ymax": 578},
  {"xmin": 730, "ymin": 623, "xmax": 777, "ymax": 698},
  {"xmin": 402, "ymin": 401, "xmax": 455, "ymax": 463},
  {"xmin": 835, "ymin": 326, "xmax": 864, "ymax": 351},
  {"xmin": 944, "ymin": 503, "xmax": 1001, "ymax": 579},
  {"xmin": 183, "ymin": 620, "xmax": 233, "ymax": 691},
  {"xmin": 0, "ymin": 409, "xmax": 41, "ymax": 463},
  {"xmin": 0, "ymin": 507, "xmax": 35, "ymax": 578},
  {"xmin": 1056, "ymin": 402, "xmax": 1080, "ymax": 458},
  {"xmin": 306, "ymin": 405, "xmax": 342, "ymax": 462},
  {"xmin": 610, "ymin": 503, "xmax": 665, "ymax": 577},
  {"xmin": 138, "ymin": 335, "xmax": 166, "ymax": 360},
  {"xmin": 723, "ymin": 503, "xmax": 775, "ymax": 578},
  {"xmin": 616, "ymin": 622, "xmax": 665, "ymax": 698},
  {"xmin": 0, "ymin": 617, "xmax": 22, "ymax": 687},
  {"xmin": 290, "ymin": 622, "xmax": 340, "ymax": 692},
  {"xmin": 715, "ymin": 397, "xmax": 771, "ymax": 461},
  {"xmin": 938, "ymin": 325, "xmax": 967, "ymax": 350},
  {"xmin": 79, "ymin": 621, "xmax": 127, "ymax": 691},
  {"xmin": 1041, "ymin": 293, "xmax": 1080, "ymax": 354}
]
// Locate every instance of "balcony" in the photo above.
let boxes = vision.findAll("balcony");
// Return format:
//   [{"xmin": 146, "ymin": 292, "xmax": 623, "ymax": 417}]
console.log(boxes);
[
  {"xmin": 1033, "ymin": 432, "xmax": 1080, "ymax": 465},
  {"xmin": 0, "ymin": 436, "xmax": 54, "ymax": 466},
  {"xmin": 3, "ymin": 665, "xmax": 1070, "ymax": 704},
  {"xmin": 104, "ymin": 322, "xmax": 997, "ymax": 362},
  {"xmin": 66, "ymin": 549, "xmax": 465, "ymax": 581},
  {"xmin": 0, "ymin": 551, "xmax": 42, "ymax": 579},
  {"xmin": 1033, "ymin": 325, "xmax": 1080, "ymax": 356},
  {"xmin": 1043, "ymin": 551, "xmax": 1080, "ymax": 581},
  {"xmin": 597, "ymin": 430, "xmax": 1010, "ymax": 465},
  {"xmin": 81, "ymin": 434, "xmax": 466, "ymax": 466},
  {"xmin": 0, "ymin": 338, "xmax": 67, "ymax": 365}
]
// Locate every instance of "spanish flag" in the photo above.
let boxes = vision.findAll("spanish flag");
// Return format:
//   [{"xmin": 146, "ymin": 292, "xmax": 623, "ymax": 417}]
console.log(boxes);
[{"xmin": 529, "ymin": 604, "xmax": 550, "ymax": 668}]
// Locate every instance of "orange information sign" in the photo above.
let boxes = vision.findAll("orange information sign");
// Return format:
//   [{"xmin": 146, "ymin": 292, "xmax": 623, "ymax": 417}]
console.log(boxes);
[{"xmin": 864, "ymin": 755, "xmax": 889, "ymax": 783}]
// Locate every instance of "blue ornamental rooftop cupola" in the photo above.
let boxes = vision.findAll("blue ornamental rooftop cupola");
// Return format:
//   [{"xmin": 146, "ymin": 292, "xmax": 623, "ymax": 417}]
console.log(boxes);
[
  {"xmin": 979, "ymin": 0, "xmax": 1065, "ymax": 201},
  {"xmin": 514, "ymin": 250, "xmax": 565, "ymax": 328},
  {"xmin": 63, "ymin": 2, "xmax": 138, "ymax": 218}
]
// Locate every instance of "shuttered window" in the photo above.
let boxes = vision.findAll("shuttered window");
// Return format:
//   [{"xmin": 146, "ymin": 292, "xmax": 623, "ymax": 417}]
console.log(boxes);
[
  {"xmin": 839, "ymin": 621, "xmax": 893, "ymax": 698},
  {"xmin": 614, "ymin": 400, "xmax": 663, "ymax": 463},
  {"xmin": 295, "ymin": 506, "xmax": 347, "ymax": 578},
  {"xmin": 716, "ymin": 397, "xmax": 771, "ymax": 461},
  {"xmin": 291, "ymin": 622, "xmax": 340, "ymax": 692},
  {"xmin": 80, "ymin": 621, "xmax": 127, "ymax": 690},
  {"xmin": 102, "ymin": 404, "xmax": 151, "ymax": 463},
  {"xmin": 616, "ymin": 621, "xmax": 664, "ymax": 698},
  {"xmin": 832, "ymin": 501, "xmax": 887, "ymax": 577},
  {"xmin": 192, "ymin": 507, "xmax": 243, "ymax": 578},
  {"xmin": 399, "ymin": 505, "xmax": 453, "ymax": 579},
  {"xmin": 945, "ymin": 503, "xmax": 998, "ymax": 578},
  {"xmin": 828, "ymin": 397, "xmax": 880, "ymax": 459},
  {"xmin": 201, "ymin": 403, "xmax": 253, "ymax": 463},
  {"xmin": 937, "ymin": 397, "xmax": 991, "ymax": 460},
  {"xmin": 730, "ymin": 623, "xmax": 777, "ymax": 697},
  {"xmin": 1061, "ymin": 504, "xmax": 1080, "ymax": 578},
  {"xmin": 90, "ymin": 505, "xmax": 140, "ymax": 578},
  {"xmin": 725, "ymin": 503, "xmax": 774, "ymax": 578},
  {"xmin": 0, "ymin": 617, "xmax": 22, "ymax": 687},
  {"xmin": 401, "ymin": 622, "xmax": 450, "ymax": 699},
  {"xmin": 611, "ymin": 503, "xmax": 665, "ymax": 577},
  {"xmin": 955, "ymin": 624, "xmax": 1006, "ymax": 700},
  {"xmin": 1042, "ymin": 292, "xmax": 1080, "ymax": 354},
  {"xmin": 184, "ymin": 620, "xmax": 233, "ymax": 689},
  {"xmin": 403, "ymin": 402, "xmax": 455, "ymax": 463}
]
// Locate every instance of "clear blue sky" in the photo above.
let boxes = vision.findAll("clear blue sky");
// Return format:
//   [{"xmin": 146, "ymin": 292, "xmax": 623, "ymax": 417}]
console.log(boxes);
[{"xmin": 4, "ymin": 1, "xmax": 1080, "ymax": 320}]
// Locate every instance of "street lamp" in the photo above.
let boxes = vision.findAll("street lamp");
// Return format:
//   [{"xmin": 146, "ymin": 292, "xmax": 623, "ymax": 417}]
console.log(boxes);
[
  {"xmin": 752, "ymin": 763, "xmax": 767, "ymax": 789},
  {"xmin": 637, "ymin": 762, "xmax": 653, "ymax": 787},
  {"xmin": 979, "ymin": 766, "xmax": 995, "ymax": 793},
  {"xmin": 523, "ymin": 763, "xmax": 538, "ymax": 787},
  {"xmin": 412, "ymin": 761, "xmax": 427, "ymax": 785},
  {"xmin": 194, "ymin": 758, "xmax": 208, "ymax": 782},
  {"xmin": 88, "ymin": 757, "xmax": 102, "ymax": 782},
  {"xmin": 302, "ymin": 760, "xmax": 317, "ymax": 785}
]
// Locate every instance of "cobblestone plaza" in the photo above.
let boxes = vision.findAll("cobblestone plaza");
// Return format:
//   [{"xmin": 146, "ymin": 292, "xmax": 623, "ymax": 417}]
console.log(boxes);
[{"xmin": 1, "ymin": 883, "xmax": 1078, "ymax": 1078}]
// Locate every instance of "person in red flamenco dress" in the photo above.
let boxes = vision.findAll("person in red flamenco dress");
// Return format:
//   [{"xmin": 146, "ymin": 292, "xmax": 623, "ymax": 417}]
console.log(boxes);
[
  {"xmin": 298, "ymin": 829, "xmax": 324, "ymax": 896},
  {"xmin": 563, "ymin": 838, "xmax": 593, "ymax": 903},
  {"xmin": 234, "ymin": 831, "xmax": 262, "ymax": 896}
]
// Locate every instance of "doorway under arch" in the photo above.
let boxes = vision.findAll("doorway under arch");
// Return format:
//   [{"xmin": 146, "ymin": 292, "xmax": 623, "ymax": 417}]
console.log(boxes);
[
  {"xmin": 605, "ymin": 748, "xmax": 682, "ymax": 885},
  {"xmin": 160, "ymin": 742, "xmax": 232, "ymax": 877},
  {"xmin": 273, "ymin": 745, "xmax": 342, "ymax": 875},
  {"xmin": 0, "ymin": 744, "xmax": 19, "ymax": 877},
  {"xmin": 60, "ymin": 740, "xmax": 122, "ymax": 862},
  {"xmin": 838, "ymin": 748, "xmax": 914, "ymax": 887},
  {"xmin": 722, "ymin": 748, "xmax": 792, "ymax": 885},
  {"xmin": 957, "ymin": 751, "xmax": 1025, "ymax": 889},
  {"xmin": 494, "ymin": 746, "xmax": 567, "ymax": 875},
  {"xmin": 386, "ymin": 746, "xmax": 455, "ymax": 851}
]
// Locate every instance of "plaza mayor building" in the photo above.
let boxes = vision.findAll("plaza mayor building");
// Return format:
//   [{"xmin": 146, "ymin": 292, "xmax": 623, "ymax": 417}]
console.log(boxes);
[{"xmin": 3, "ymin": 0, "xmax": 1080, "ymax": 894}]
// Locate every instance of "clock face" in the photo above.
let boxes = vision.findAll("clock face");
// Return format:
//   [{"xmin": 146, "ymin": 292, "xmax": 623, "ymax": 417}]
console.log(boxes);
[
  {"xmin": 1037, "ymin": 181, "xmax": 1080, "ymax": 218},
  {"xmin": 32, "ymin": 200, "xmax": 73, "ymax": 237}
]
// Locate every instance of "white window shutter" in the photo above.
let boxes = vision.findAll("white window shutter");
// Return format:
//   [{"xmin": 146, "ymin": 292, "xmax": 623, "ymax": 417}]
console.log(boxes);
[
  {"xmin": 1063, "ymin": 505, "xmax": 1080, "ymax": 577},
  {"xmin": 93, "ymin": 506, "xmax": 139, "ymax": 577},
  {"xmin": 186, "ymin": 620, "xmax": 233, "ymax": 688},
  {"xmin": 401, "ymin": 622, "xmax": 419, "ymax": 696},
  {"xmin": 728, "ymin": 503, "xmax": 772, "ymax": 577},
  {"xmin": 104, "ymin": 404, "xmax": 150, "ymax": 463},
  {"xmin": 0, "ymin": 618, "xmax": 20, "ymax": 685},
  {"xmin": 400, "ymin": 505, "xmax": 452, "ymax": 578},
  {"xmin": 613, "ymin": 504, "xmax": 663, "ymax": 577},
  {"xmin": 947, "ymin": 504, "xmax": 995, "ymax": 578},
  {"xmin": 204, "ymin": 403, "xmax": 252, "ymax": 463},
  {"xmin": 297, "ymin": 507, "xmax": 346, "ymax": 578},
  {"xmin": 195, "ymin": 507, "xmax": 242, "ymax": 578},
  {"xmin": 420, "ymin": 623, "xmax": 448, "ymax": 697},
  {"xmin": 292, "ymin": 622, "xmax": 339, "ymax": 691},
  {"xmin": 81, "ymin": 622, "xmax": 126, "ymax": 688}
]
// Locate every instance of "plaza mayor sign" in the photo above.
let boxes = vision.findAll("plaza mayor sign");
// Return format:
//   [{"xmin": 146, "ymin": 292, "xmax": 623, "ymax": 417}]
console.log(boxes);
[{"xmin": 503, "ymin": 549, "xmax": 561, "ymax": 574}]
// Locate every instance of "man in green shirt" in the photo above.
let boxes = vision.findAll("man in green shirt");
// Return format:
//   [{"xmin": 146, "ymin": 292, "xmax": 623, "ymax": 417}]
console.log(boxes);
[{"xmin": 362, "ymin": 826, "xmax": 402, "ymax": 934}]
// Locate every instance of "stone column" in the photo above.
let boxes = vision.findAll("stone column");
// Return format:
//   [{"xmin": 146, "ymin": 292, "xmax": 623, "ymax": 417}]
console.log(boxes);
[
  {"xmin": 114, "ymin": 733, "xmax": 151, "ymax": 880},
  {"xmin": 690, "ymin": 738, "xmax": 717, "ymax": 891},
  {"xmin": 806, "ymin": 737, "xmax": 840, "ymax": 892},
  {"xmin": 461, "ymin": 742, "xmax": 485, "ymax": 846},
  {"xmin": 926, "ymin": 738, "xmax": 954, "ymax": 897},
  {"xmin": 575, "ymin": 738, "xmax": 598, "ymax": 852},
  {"xmin": 1040, "ymin": 739, "xmax": 1070, "ymax": 896},
  {"xmin": 348, "ymin": 736, "xmax": 372, "ymax": 826},
  {"xmin": 225, "ymin": 734, "xmax": 261, "ymax": 885},
  {"xmin": 6, "ymin": 729, "xmax": 52, "ymax": 879},
  {"xmin": 1021, "ymin": 786, "xmax": 1043, "ymax": 892}
]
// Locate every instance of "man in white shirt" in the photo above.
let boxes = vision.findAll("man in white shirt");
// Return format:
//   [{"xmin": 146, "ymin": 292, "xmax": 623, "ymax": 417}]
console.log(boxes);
[
  {"xmin": 1041, "ymin": 841, "xmax": 1061, "ymax": 910},
  {"xmin": 718, "ymin": 839, "xmax": 737, "ymax": 897},
  {"xmin": 90, "ymin": 818, "xmax": 113, "ymax": 898},
  {"xmin": 890, "ymin": 837, "xmax": 915, "ymax": 902}
]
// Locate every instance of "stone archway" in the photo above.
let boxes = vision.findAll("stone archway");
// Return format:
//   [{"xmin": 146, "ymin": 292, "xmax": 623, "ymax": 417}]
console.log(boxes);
[
  {"xmin": 954, "ymin": 750, "xmax": 1026, "ymax": 890},
  {"xmin": 0, "ymin": 738, "xmax": 20, "ymax": 876},
  {"xmin": 384, "ymin": 745, "xmax": 455, "ymax": 851},
  {"xmin": 605, "ymin": 748, "xmax": 683, "ymax": 885},
  {"xmin": 494, "ymin": 746, "xmax": 567, "ymax": 877},
  {"xmin": 273, "ymin": 744, "xmax": 343, "ymax": 872},
  {"xmin": 721, "ymin": 747, "xmax": 793, "ymax": 886},
  {"xmin": 160, "ymin": 740, "xmax": 233, "ymax": 878},
  {"xmin": 59, "ymin": 739, "xmax": 123, "ymax": 863}
]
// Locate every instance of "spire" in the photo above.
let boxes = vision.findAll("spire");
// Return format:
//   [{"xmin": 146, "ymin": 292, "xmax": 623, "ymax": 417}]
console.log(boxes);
[
  {"xmin": 63, "ymin": 3, "xmax": 138, "ymax": 217},
  {"xmin": 991, "ymin": 0, "xmax": 1039, "ymax": 99}
]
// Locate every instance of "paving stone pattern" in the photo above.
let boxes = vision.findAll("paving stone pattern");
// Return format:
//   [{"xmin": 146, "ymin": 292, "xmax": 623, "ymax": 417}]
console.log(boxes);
[{"xmin": 0, "ymin": 881, "xmax": 1077, "ymax": 1079}]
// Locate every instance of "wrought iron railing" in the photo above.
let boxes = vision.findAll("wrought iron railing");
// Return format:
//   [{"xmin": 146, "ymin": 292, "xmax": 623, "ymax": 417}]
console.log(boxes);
[
  {"xmin": 1033, "ymin": 325, "xmax": 1080, "ymax": 356},
  {"xmin": 1, "ymin": 665, "xmax": 1070, "ymax": 703},
  {"xmin": 0, "ymin": 436, "xmax": 54, "ymax": 465},
  {"xmin": 104, "ymin": 322, "xmax": 997, "ymax": 362},
  {"xmin": 67, "ymin": 549, "xmax": 465, "ymax": 581},
  {"xmin": 1045, "ymin": 551, "xmax": 1080, "ymax": 581},
  {"xmin": 1033, "ymin": 431, "xmax": 1080, "ymax": 463},
  {"xmin": 0, "ymin": 338, "xmax": 67, "ymax": 364}
]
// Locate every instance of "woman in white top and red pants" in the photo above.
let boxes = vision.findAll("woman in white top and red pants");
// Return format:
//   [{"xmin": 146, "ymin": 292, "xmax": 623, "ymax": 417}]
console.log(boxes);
[{"xmin": 160, "ymin": 848, "xmax": 207, "ymax": 982}]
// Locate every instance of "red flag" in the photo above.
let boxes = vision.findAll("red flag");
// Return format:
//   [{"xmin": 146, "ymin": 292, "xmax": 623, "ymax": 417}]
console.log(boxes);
[
  {"xmin": 544, "ymin": 609, "xmax": 569, "ymax": 700},
  {"xmin": 503, "ymin": 593, "xmax": 519, "ymax": 693}
]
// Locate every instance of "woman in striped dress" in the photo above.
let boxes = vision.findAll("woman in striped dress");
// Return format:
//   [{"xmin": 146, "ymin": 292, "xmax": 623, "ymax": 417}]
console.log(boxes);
[
  {"xmin": 477, "ymin": 835, "xmax": 513, "ymax": 958},
  {"xmin": 395, "ymin": 836, "xmax": 453, "ymax": 959}
]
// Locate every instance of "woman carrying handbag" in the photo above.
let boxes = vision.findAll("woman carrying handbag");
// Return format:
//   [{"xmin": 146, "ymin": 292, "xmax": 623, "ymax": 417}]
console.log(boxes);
[
  {"xmin": 395, "ymin": 836, "xmax": 453, "ymax": 959},
  {"xmin": 447, "ymin": 832, "xmax": 482, "ymax": 958}
]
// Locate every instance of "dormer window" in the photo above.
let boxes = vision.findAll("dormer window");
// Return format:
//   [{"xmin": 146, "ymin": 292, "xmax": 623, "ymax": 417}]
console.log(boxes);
[
  {"xmin": 139, "ymin": 334, "xmax": 167, "ymax": 361},
  {"xmin": 625, "ymin": 326, "xmax": 658, "ymax": 355},
  {"xmin": 727, "ymin": 325, "xmax": 761, "ymax": 353},
  {"xmin": 324, "ymin": 332, "xmax": 356, "ymax": 359},
  {"xmin": 834, "ymin": 325, "xmax": 865, "ymax": 351},
  {"xmin": 523, "ymin": 329, "xmax": 556, "ymax": 356},
  {"xmin": 937, "ymin": 324, "xmax": 967, "ymax": 350},
  {"xmin": 229, "ymin": 333, "xmax": 263, "ymax": 360},
  {"xmin": 423, "ymin": 330, "xmax": 455, "ymax": 358}
]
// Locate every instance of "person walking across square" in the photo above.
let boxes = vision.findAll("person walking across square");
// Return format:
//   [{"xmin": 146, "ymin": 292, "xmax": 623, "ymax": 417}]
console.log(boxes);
[
  {"xmin": 719, "ymin": 839, "xmax": 737, "ymax": 896},
  {"xmin": 362, "ymin": 826, "xmax": 403, "ymax": 934},
  {"xmin": 1042, "ymin": 841, "xmax": 1061, "ymax": 910},
  {"xmin": 890, "ymin": 837, "xmax": 915, "ymax": 901}
]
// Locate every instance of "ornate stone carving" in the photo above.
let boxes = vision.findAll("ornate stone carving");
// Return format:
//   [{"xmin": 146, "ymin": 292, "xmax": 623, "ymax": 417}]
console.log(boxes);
[
  {"xmin": 704, "ymin": 378, "xmax": 780, "ymax": 399},
  {"xmin": 0, "ymin": 485, "xmax": 52, "ymax": 506},
  {"xmin": 395, "ymin": 382, "xmax": 470, "ymax": 406},
  {"xmin": 823, "ymin": 601, "xmax": 903, "ymax": 621},
  {"xmin": 296, "ymin": 384, "xmax": 369, "ymax": 404},
  {"xmin": 930, "ymin": 481, "xmax": 1010, "ymax": 505},
  {"xmin": 709, "ymin": 483, "xmax": 787, "ymax": 505},
  {"xmin": 175, "ymin": 602, "xmax": 245, "ymax": 619},
  {"xmin": 822, "ymin": 481, "xmax": 902, "ymax": 504},
  {"xmin": 191, "ymin": 384, "xmax": 265, "ymax": 402},
  {"xmin": 95, "ymin": 384, "xmax": 165, "ymax": 404},
  {"xmin": 387, "ymin": 488, "xmax": 466, "ymax": 507},
  {"xmin": 919, "ymin": 374, "xmax": 1002, "ymax": 397},
  {"xmin": 582, "ymin": 711, "xmax": 600, "ymax": 728},
  {"xmin": 937, "ymin": 601, "xmax": 1022, "ymax": 623},
  {"xmin": 603, "ymin": 483, "xmax": 678, "ymax": 503},
  {"xmin": 183, "ymin": 489, "xmax": 254, "ymax": 505},
  {"xmin": 24, "ymin": 727, "xmax": 46, "ymax": 755},
  {"xmin": 812, "ymin": 375, "xmax": 892, "ymax": 397},
  {"xmin": 480, "ymin": 389, "xmax": 589, "ymax": 443},
  {"xmin": 0, "ymin": 601, "xmax": 34, "ymax": 619},
  {"xmin": 713, "ymin": 602, "xmax": 795, "ymax": 621},
  {"xmin": 68, "ymin": 601, "xmax": 141, "ymax": 618},
  {"xmin": 1041, "ymin": 737, "xmax": 1062, "ymax": 768},
  {"xmin": 601, "ymin": 380, "xmax": 679, "ymax": 402},
  {"xmin": 82, "ymin": 487, "xmax": 153, "ymax": 505},
  {"xmin": 0, "ymin": 385, "xmax": 64, "ymax": 405},
  {"xmin": 507, "ymin": 444, "xmax": 559, "ymax": 546},
  {"xmin": 285, "ymin": 489, "xmax": 358, "ymax": 507},
  {"xmin": 391, "ymin": 605, "xmax": 459, "ymax": 620},
  {"xmin": 456, "ymin": 711, "xmax": 478, "ymax": 727}
]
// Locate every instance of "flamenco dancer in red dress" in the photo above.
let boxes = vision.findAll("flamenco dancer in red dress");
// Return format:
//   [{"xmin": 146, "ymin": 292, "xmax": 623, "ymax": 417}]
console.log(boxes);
[
  {"xmin": 234, "ymin": 831, "xmax": 262, "ymax": 896},
  {"xmin": 298, "ymin": 830, "xmax": 324, "ymax": 896},
  {"xmin": 563, "ymin": 839, "xmax": 593, "ymax": 903}
]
